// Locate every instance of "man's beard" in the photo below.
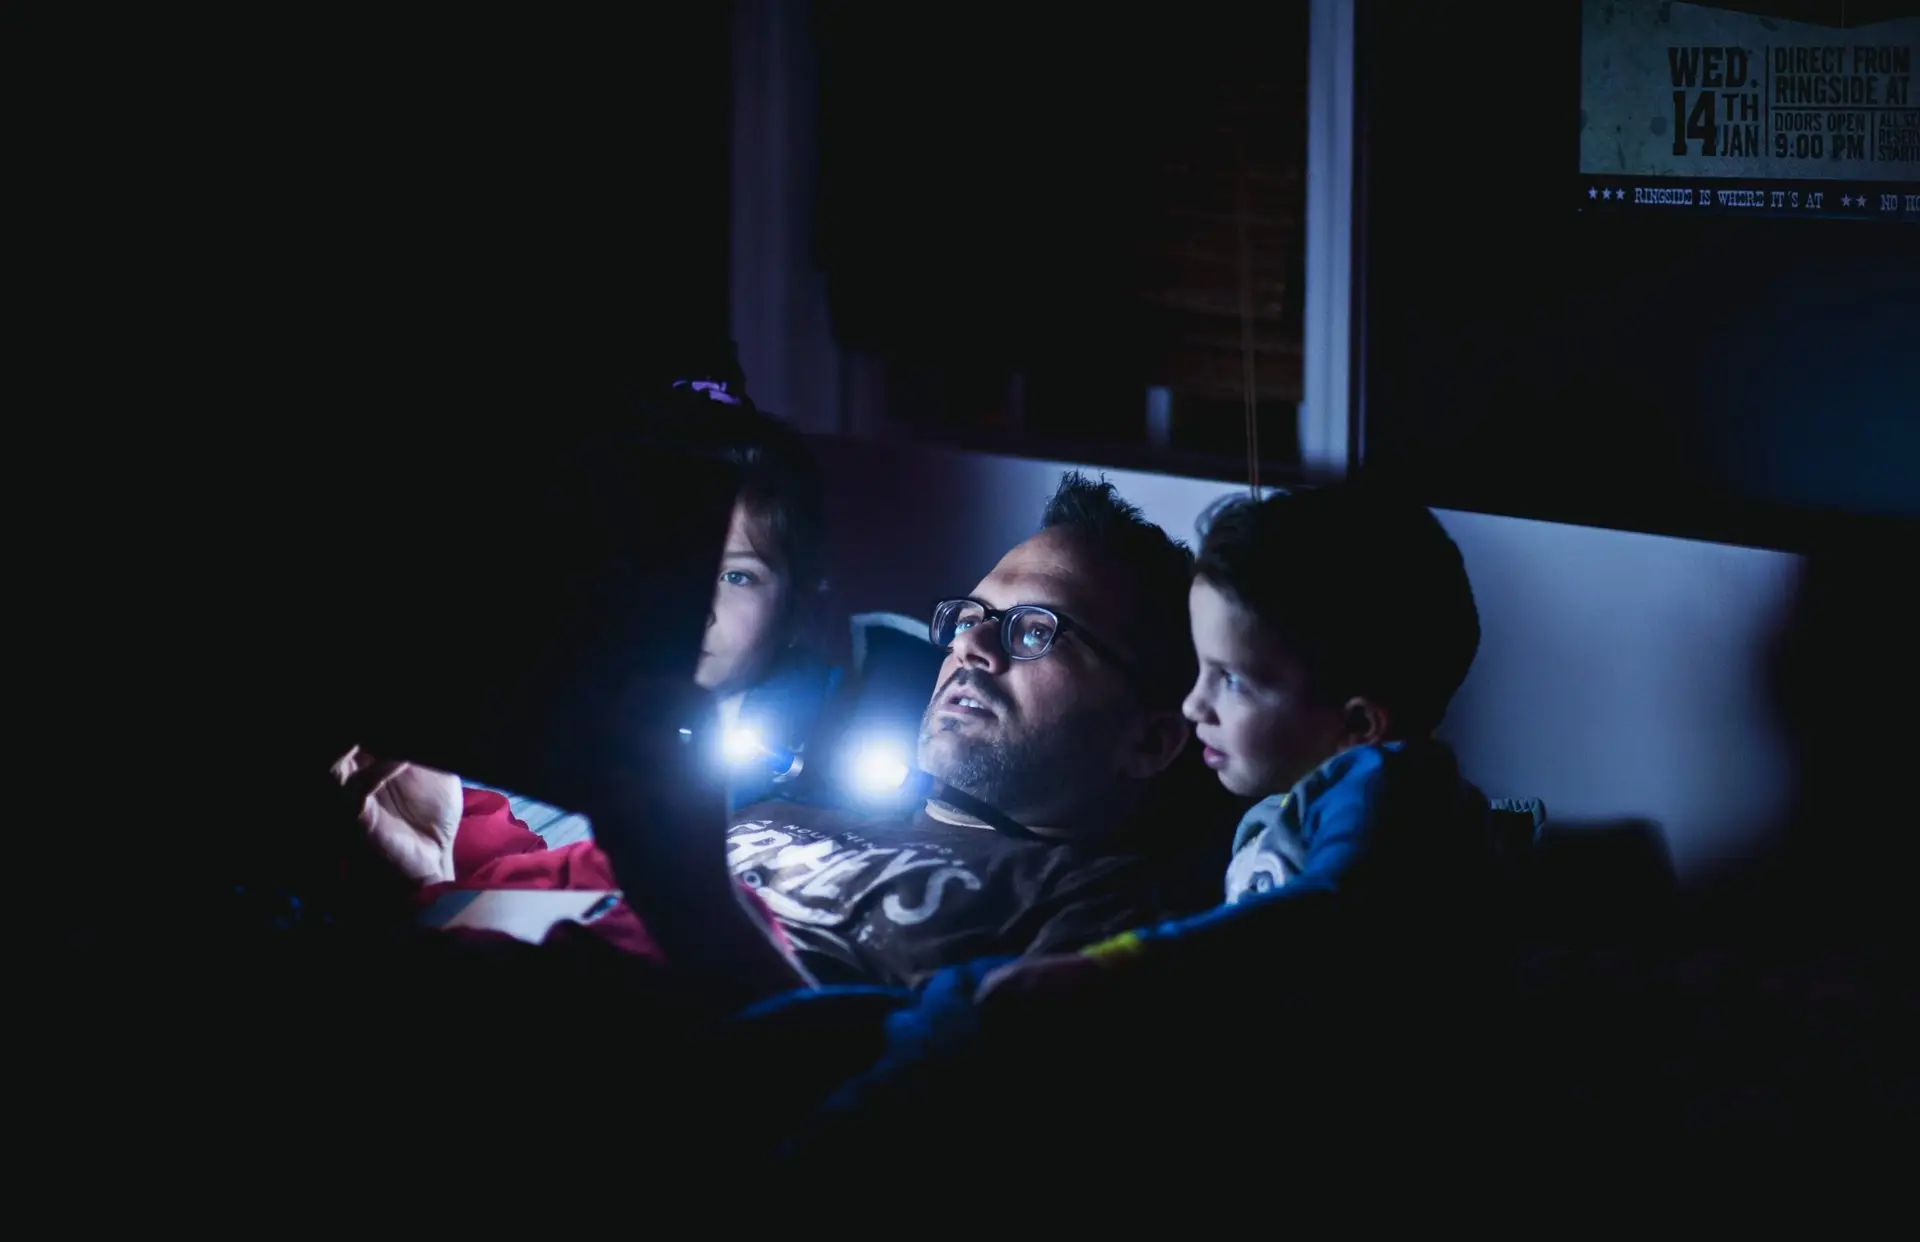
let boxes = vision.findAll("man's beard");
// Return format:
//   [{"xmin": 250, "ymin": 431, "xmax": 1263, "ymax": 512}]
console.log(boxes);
[{"xmin": 917, "ymin": 699, "xmax": 1130, "ymax": 822}]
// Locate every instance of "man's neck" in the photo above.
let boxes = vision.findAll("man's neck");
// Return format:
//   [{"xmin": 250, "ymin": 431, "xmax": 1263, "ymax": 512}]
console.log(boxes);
[{"xmin": 921, "ymin": 798, "xmax": 1073, "ymax": 840}]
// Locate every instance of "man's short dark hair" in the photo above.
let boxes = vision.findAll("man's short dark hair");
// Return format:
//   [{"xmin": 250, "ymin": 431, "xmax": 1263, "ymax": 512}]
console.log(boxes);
[
  {"xmin": 1196, "ymin": 485, "xmax": 1480, "ymax": 736},
  {"xmin": 1039, "ymin": 471, "xmax": 1197, "ymax": 711}
]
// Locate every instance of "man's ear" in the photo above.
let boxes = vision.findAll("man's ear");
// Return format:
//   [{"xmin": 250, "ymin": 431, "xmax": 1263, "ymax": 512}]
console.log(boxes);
[
  {"xmin": 1122, "ymin": 711, "xmax": 1192, "ymax": 780},
  {"xmin": 1338, "ymin": 697, "xmax": 1392, "ymax": 749}
]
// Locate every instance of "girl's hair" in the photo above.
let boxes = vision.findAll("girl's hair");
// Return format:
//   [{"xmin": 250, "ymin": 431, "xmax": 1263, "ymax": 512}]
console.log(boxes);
[
  {"xmin": 728, "ymin": 414, "xmax": 828, "ymax": 606},
  {"xmin": 661, "ymin": 359, "xmax": 827, "ymax": 606}
]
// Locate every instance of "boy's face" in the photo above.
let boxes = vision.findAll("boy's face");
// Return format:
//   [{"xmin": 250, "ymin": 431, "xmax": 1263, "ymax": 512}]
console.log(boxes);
[
  {"xmin": 1181, "ymin": 577, "xmax": 1354, "ymax": 799},
  {"xmin": 697, "ymin": 501, "xmax": 792, "ymax": 698}
]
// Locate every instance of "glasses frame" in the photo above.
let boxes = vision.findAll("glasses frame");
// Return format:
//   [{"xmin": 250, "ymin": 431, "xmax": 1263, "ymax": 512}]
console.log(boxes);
[{"xmin": 930, "ymin": 597, "xmax": 1135, "ymax": 677}]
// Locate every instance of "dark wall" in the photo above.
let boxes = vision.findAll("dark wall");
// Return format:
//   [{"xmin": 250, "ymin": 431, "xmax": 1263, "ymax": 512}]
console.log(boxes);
[
  {"xmin": 1356, "ymin": 2, "xmax": 1919, "ymax": 548},
  {"xmin": 200, "ymin": 9, "xmax": 733, "ymax": 405}
]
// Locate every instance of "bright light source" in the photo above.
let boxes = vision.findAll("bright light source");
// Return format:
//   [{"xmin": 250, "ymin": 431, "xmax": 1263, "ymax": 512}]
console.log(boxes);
[
  {"xmin": 850, "ymin": 744, "xmax": 912, "ymax": 794},
  {"xmin": 677, "ymin": 728, "xmax": 693, "ymax": 737},
  {"xmin": 722, "ymin": 728, "xmax": 765, "ymax": 764}
]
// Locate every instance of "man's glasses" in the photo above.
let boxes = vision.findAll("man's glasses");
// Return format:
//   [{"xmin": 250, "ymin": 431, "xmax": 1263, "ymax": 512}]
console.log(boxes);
[{"xmin": 930, "ymin": 598, "xmax": 1133, "ymax": 675}]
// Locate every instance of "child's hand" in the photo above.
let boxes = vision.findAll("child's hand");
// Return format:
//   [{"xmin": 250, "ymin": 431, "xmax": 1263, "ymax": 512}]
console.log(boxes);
[{"xmin": 332, "ymin": 746, "xmax": 462, "ymax": 885}]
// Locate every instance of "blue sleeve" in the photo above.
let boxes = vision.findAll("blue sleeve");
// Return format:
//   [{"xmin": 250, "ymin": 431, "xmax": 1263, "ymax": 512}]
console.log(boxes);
[{"xmin": 1131, "ymin": 745, "xmax": 1402, "ymax": 953}]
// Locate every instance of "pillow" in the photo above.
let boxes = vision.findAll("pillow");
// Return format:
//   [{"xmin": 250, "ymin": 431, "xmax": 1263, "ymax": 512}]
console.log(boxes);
[{"xmin": 843, "ymin": 620, "xmax": 945, "ymax": 740}]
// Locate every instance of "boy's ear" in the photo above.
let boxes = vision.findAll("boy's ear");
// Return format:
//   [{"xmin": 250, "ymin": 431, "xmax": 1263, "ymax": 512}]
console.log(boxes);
[
  {"xmin": 1123, "ymin": 711, "xmax": 1193, "ymax": 780},
  {"xmin": 1339, "ymin": 697, "xmax": 1392, "ymax": 749}
]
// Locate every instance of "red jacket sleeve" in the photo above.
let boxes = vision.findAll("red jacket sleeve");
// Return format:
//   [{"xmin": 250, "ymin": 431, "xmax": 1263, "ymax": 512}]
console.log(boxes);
[
  {"xmin": 433, "ymin": 789, "xmax": 796, "ymax": 963},
  {"xmin": 452, "ymin": 788, "xmax": 548, "ymax": 879}
]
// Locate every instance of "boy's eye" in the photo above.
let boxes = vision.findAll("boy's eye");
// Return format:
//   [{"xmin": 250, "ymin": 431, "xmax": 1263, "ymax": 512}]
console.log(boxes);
[
  {"xmin": 1220, "ymin": 670, "xmax": 1243, "ymax": 693},
  {"xmin": 720, "ymin": 569, "xmax": 757, "ymax": 587}
]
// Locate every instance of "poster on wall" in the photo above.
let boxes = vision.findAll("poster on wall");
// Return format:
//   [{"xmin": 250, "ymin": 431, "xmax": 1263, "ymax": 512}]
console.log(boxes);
[{"xmin": 1580, "ymin": 0, "xmax": 1919, "ymax": 219}]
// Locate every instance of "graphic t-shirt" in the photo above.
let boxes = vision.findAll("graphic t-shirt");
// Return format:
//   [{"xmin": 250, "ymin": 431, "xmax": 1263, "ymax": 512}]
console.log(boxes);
[{"xmin": 725, "ymin": 801, "xmax": 1217, "ymax": 986}]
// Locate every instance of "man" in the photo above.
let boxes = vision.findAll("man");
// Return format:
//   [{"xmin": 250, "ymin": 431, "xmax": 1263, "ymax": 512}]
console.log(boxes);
[
  {"xmin": 373, "ymin": 472, "xmax": 1231, "ymax": 989},
  {"xmin": 720, "ymin": 471, "xmax": 1221, "ymax": 984}
]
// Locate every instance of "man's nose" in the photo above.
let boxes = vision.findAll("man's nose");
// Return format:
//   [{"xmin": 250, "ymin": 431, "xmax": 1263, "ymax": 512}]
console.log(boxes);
[{"xmin": 950, "ymin": 620, "xmax": 1009, "ymax": 673}]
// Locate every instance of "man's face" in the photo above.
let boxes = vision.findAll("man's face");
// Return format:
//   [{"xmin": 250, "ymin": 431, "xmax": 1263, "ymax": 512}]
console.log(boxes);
[
  {"xmin": 696, "ymin": 501, "xmax": 791, "ymax": 698},
  {"xmin": 1181, "ymin": 577, "xmax": 1351, "ymax": 799},
  {"xmin": 917, "ymin": 527, "xmax": 1148, "ymax": 824}
]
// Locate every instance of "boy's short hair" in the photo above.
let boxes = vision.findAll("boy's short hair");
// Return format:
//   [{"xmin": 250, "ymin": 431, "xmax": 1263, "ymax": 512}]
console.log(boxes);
[
  {"xmin": 1196, "ymin": 485, "xmax": 1480, "ymax": 736},
  {"xmin": 1040, "ymin": 471, "xmax": 1197, "ymax": 711}
]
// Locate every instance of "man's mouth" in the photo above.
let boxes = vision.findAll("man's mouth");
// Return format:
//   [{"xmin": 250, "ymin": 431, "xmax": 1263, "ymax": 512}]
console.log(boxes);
[
  {"xmin": 939, "ymin": 688, "xmax": 1000, "ymax": 719},
  {"xmin": 942, "ymin": 695, "xmax": 995, "ymax": 717}
]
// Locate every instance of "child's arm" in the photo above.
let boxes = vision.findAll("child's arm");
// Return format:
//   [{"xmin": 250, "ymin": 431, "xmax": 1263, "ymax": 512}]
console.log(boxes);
[
  {"xmin": 979, "ymin": 743, "xmax": 1480, "ymax": 1002},
  {"xmin": 1101, "ymin": 744, "xmax": 1471, "ymax": 965}
]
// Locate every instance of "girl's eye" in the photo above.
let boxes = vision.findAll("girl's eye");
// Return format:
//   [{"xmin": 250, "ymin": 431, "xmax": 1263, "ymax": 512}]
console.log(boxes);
[
  {"xmin": 721, "ymin": 569, "xmax": 757, "ymax": 587},
  {"xmin": 1220, "ymin": 671, "xmax": 1242, "ymax": 693}
]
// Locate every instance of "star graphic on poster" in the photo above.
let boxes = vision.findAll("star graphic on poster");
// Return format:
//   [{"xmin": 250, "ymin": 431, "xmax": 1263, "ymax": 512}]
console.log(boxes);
[
  {"xmin": 1843, "ymin": 194, "xmax": 1857, "ymax": 207},
  {"xmin": 1588, "ymin": 187, "xmax": 1598, "ymax": 199}
]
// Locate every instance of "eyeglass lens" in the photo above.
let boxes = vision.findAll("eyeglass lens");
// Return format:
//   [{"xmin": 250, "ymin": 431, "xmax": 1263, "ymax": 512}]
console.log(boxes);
[{"xmin": 934, "ymin": 600, "xmax": 1059, "ymax": 660}]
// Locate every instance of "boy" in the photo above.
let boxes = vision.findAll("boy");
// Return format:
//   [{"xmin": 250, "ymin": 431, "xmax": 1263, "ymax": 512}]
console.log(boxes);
[{"xmin": 977, "ymin": 482, "xmax": 1498, "ymax": 996}]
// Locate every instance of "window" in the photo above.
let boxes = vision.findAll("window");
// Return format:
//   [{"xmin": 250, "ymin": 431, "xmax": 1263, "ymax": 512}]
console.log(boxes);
[{"xmin": 741, "ymin": 3, "xmax": 1319, "ymax": 485}]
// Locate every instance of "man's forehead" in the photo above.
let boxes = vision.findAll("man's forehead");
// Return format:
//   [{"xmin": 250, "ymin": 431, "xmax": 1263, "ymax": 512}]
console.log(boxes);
[{"xmin": 973, "ymin": 530, "xmax": 1120, "ymax": 623}]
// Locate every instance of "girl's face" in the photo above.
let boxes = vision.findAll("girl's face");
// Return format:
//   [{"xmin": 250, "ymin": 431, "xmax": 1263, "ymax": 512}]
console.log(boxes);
[{"xmin": 696, "ymin": 501, "xmax": 794, "ymax": 698}]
